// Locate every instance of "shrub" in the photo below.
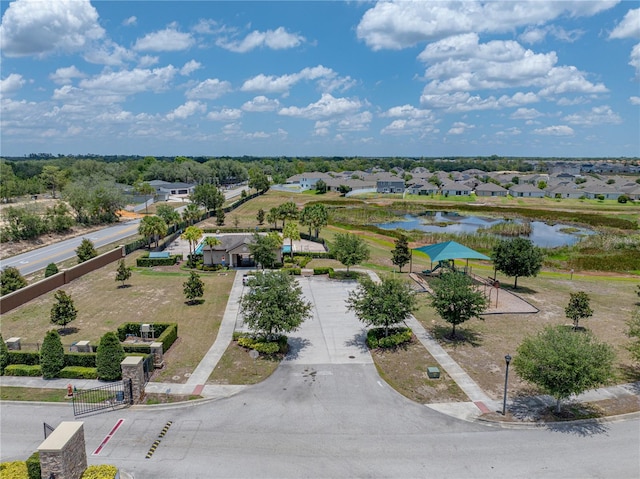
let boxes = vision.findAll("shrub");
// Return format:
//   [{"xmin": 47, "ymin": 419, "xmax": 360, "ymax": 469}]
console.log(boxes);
[
  {"xmin": 329, "ymin": 270, "xmax": 361, "ymax": 280},
  {"xmin": 252, "ymin": 342, "xmax": 280, "ymax": 354},
  {"xmin": 0, "ymin": 334, "xmax": 8, "ymax": 375},
  {"xmin": 4, "ymin": 365, "xmax": 42, "ymax": 377},
  {"xmin": 40, "ymin": 330, "xmax": 64, "ymax": 379},
  {"xmin": 116, "ymin": 323, "xmax": 178, "ymax": 353},
  {"xmin": 237, "ymin": 334, "xmax": 287, "ymax": 355},
  {"xmin": 281, "ymin": 267, "xmax": 301, "ymax": 276},
  {"xmin": 26, "ymin": 452, "xmax": 40, "ymax": 479},
  {"xmin": 313, "ymin": 267, "xmax": 334, "ymax": 275},
  {"xmin": 76, "ymin": 238, "xmax": 97, "ymax": 263},
  {"xmin": 96, "ymin": 332, "xmax": 125, "ymax": 381},
  {"xmin": 44, "ymin": 263, "xmax": 59, "ymax": 278},
  {"xmin": 617, "ymin": 195, "xmax": 629, "ymax": 204},
  {"xmin": 7, "ymin": 351, "xmax": 40, "ymax": 365},
  {"xmin": 293, "ymin": 255, "xmax": 312, "ymax": 268},
  {"xmin": 0, "ymin": 460, "xmax": 28, "ymax": 479},
  {"xmin": 64, "ymin": 352, "xmax": 97, "ymax": 368},
  {"xmin": 58, "ymin": 366, "xmax": 98, "ymax": 379},
  {"xmin": 81, "ymin": 465, "xmax": 119, "ymax": 479},
  {"xmin": 366, "ymin": 327, "xmax": 413, "ymax": 349},
  {"xmin": 1, "ymin": 266, "xmax": 28, "ymax": 296},
  {"xmin": 135, "ymin": 255, "xmax": 179, "ymax": 267}
]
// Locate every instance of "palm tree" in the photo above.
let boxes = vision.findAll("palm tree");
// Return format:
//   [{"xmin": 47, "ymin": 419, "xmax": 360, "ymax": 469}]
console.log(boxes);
[
  {"xmin": 181, "ymin": 226, "xmax": 203, "ymax": 257},
  {"xmin": 181, "ymin": 203, "xmax": 202, "ymax": 226},
  {"xmin": 282, "ymin": 222, "xmax": 300, "ymax": 259},
  {"xmin": 202, "ymin": 236, "xmax": 222, "ymax": 266},
  {"xmin": 138, "ymin": 216, "xmax": 168, "ymax": 248}
]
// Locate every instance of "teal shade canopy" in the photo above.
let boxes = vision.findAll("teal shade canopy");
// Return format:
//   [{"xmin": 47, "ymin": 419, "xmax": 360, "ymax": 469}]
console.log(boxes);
[{"xmin": 413, "ymin": 240, "xmax": 490, "ymax": 263}]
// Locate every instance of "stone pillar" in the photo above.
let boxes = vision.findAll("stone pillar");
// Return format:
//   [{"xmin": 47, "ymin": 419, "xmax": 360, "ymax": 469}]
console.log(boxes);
[
  {"xmin": 121, "ymin": 356, "xmax": 145, "ymax": 404},
  {"xmin": 38, "ymin": 421, "xmax": 87, "ymax": 479},
  {"xmin": 75, "ymin": 341, "xmax": 91, "ymax": 353},
  {"xmin": 150, "ymin": 341, "xmax": 164, "ymax": 368},
  {"xmin": 5, "ymin": 337, "xmax": 21, "ymax": 350}
]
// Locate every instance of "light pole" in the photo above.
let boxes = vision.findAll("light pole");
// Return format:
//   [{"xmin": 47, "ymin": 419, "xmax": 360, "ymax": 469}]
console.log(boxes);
[{"xmin": 502, "ymin": 354, "xmax": 512, "ymax": 416}]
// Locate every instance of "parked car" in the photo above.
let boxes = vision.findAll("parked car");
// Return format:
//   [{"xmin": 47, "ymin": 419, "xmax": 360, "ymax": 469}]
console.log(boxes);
[{"xmin": 242, "ymin": 274, "xmax": 255, "ymax": 286}]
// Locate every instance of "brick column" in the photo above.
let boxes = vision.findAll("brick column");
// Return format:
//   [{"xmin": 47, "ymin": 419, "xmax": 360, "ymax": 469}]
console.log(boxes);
[
  {"xmin": 38, "ymin": 421, "xmax": 87, "ymax": 479},
  {"xmin": 121, "ymin": 356, "xmax": 145, "ymax": 404},
  {"xmin": 150, "ymin": 341, "xmax": 164, "ymax": 368}
]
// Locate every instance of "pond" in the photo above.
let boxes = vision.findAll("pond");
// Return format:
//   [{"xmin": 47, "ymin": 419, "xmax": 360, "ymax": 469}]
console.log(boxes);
[{"xmin": 376, "ymin": 211, "xmax": 594, "ymax": 248}]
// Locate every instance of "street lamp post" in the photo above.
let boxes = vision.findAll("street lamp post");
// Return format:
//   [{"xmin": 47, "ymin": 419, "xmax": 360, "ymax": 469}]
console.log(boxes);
[{"xmin": 502, "ymin": 354, "xmax": 512, "ymax": 416}]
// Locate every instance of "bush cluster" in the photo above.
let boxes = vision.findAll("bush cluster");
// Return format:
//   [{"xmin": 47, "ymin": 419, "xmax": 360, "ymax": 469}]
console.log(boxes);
[
  {"xmin": 26, "ymin": 452, "xmax": 40, "ymax": 479},
  {"xmin": 4, "ymin": 365, "xmax": 42, "ymax": 377},
  {"xmin": 116, "ymin": 322, "xmax": 178, "ymax": 352},
  {"xmin": 366, "ymin": 327, "xmax": 413, "ymax": 349},
  {"xmin": 81, "ymin": 465, "xmax": 119, "ymax": 479},
  {"xmin": 281, "ymin": 267, "xmax": 301, "ymax": 276},
  {"xmin": 58, "ymin": 366, "xmax": 98, "ymax": 379},
  {"xmin": 236, "ymin": 334, "xmax": 288, "ymax": 355},
  {"xmin": 328, "ymin": 270, "xmax": 361, "ymax": 280},
  {"xmin": 135, "ymin": 255, "xmax": 179, "ymax": 267},
  {"xmin": 64, "ymin": 352, "xmax": 97, "ymax": 367}
]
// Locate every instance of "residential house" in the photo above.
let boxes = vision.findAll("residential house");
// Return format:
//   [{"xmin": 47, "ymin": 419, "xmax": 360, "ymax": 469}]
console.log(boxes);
[
  {"xmin": 148, "ymin": 180, "xmax": 196, "ymax": 201},
  {"xmin": 546, "ymin": 185, "xmax": 584, "ymax": 199},
  {"xmin": 376, "ymin": 174, "xmax": 405, "ymax": 194},
  {"xmin": 440, "ymin": 180, "xmax": 472, "ymax": 197},
  {"xmin": 200, "ymin": 233, "xmax": 282, "ymax": 268},
  {"xmin": 508, "ymin": 184, "xmax": 545, "ymax": 198},
  {"xmin": 475, "ymin": 183, "xmax": 508, "ymax": 197},
  {"xmin": 407, "ymin": 183, "xmax": 439, "ymax": 195}
]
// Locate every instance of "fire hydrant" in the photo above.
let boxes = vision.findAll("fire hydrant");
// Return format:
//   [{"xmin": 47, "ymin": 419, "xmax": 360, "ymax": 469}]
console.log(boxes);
[{"xmin": 66, "ymin": 384, "xmax": 73, "ymax": 397}]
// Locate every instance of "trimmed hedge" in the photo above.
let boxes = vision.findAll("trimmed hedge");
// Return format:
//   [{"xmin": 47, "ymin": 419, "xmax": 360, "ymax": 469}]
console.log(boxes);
[
  {"xmin": 117, "ymin": 322, "xmax": 178, "ymax": 353},
  {"xmin": 236, "ymin": 333, "xmax": 288, "ymax": 355},
  {"xmin": 281, "ymin": 267, "xmax": 301, "ymax": 276},
  {"xmin": 136, "ymin": 255, "xmax": 179, "ymax": 267},
  {"xmin": 26, "ymin": 452, "xmax": 40, "ymax": 479},
  {"xmin": 4, "ymin": 364, "xmax": 42, "ymax": 377},
  {"xmin": 8, "ymin": 351, "xmax": 40, "ymax": 366},
  {"xmin": 65, "ymin": 352, "xmax": 97, "ymax": 368},
  {"xmin": 122, "ymin": 343, "xmax": 151, "ymax": 354},
  {"xmin": 58, "ymin": 366, "xmax": 98, "ymax": 379},
  {"xmin": 366, "ymin": 327, "xmax": 413, "ymax": 349},
  {"xmin": 81, "ymin": 464, "xmax": 118, "ymax": 479},
  {"xmin": 313, "ymin": 267, "xmax": 334, "ymax": 275}
]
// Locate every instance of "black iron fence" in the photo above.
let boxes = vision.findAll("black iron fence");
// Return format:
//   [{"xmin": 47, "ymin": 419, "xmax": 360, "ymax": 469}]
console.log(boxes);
[{"xmin": 72, "ymin": 379, "xmax": 132, "ymax": 417}]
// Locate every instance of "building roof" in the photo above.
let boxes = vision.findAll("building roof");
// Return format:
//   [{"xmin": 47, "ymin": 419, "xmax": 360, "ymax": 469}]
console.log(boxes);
[{"xmin": 413, "ymin": 241, "xmax": 490, "ymax": 262}]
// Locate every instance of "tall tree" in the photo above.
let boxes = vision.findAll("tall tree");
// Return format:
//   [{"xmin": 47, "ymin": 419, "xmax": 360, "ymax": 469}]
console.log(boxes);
[
  {"xmin": 391, "ymin": 234, "xmax": 412, "ymax": 272},
  {"xmin": 267, "ymin": 207, "xmax": 280, "ymax": 228},
  {"xmin": 513, "ymin": 325, "xmax": 615, "ymax": 413},
  {"xmin": 315, "ymin": 179, "xmax": 327, "ymax": 194},
  {"xmin": 491, "ymin": 237, "xmax": 544, "ymax": 289},
  {"xmin": 215, "ymin": 207, "xmax": 225, "ymax": 226},
  {"xmin": 40, "ymin": 330, "xmax": 65, "ymax": 379},
  {"xmin": 249, "ymin": 232, "xmax": 282, "ymax": 269},
  {"xmin": 181, "ymin": 203, "xmax": 202, "ymax": 226},
  {"xmin": 138, "ymin": 216, "xmax": 168, "ymax": 249},
  {"xmin": 181, "ymin": 225, "xmax": 203, "ymax": 257},
  {"xmin": 96, "ymin": 332, "xmax": 125, "ymax": 381},
  {"xmin": 308, "ymin": 203, "xmax": 328, "ymax": 238},
  {"xmin": 331, "ymin": 233, "xmax": 370, "ymax": 273},
  {"xmin": 190, "ymin": 184, "xmax": 224, "ymax": 214},
  {"xmin": 115, "ymin": 259, "xmax": 132, "ymax": 288},
  {"xmin": 156, "ymin": 203, "xmax": 181, "ymax": 226},
  {"xmin": 256, "ymin": 208, "xmax": 265, "ymax": 225},
  {"xmin": 248, "ymin": 167, "xmax": 270, "ymax": 192},
  {"xmin": 183, "ymin": 271, "xmax": 205, "ymax": 304},
  {"xmin": 50, "ymin": 290, "xmax": 77, "ymax": 332},
  {"xmin": 282, "ymin": 222, "xmax": 300, "ymax": 259},
  {"xmin": 134, "ymin": 180, "xmax": 155, "ymax": 214},
  {"xmin": 0, "ymin": 333, "xmax": 9, "ymax": 375},
  {"xmin": 240, "ymin": 271, "xmax": 312, "ymax": 339},
  {"xmin": 278, "ymin": 201, "xmax": 298, "ymax": 227},
  {"xmin": 565, "ymin": 291, "xmax": 593, "ymax": 330},
  {"xmin": 346, "ymin": 275, "xmax": 417, "ymax": 337},
  {"xmin": 40, "ymin": 165, "xmax": 66, "ymax": 199},
  {"xmin": 431, "ymin": 271, "xmax": 488, "ymax": 339},
  {"xmin": 76, "ymin": 238, "xmax": 97, "ymax": 263},
  {"xmin": 1, "ymin": 266, "xmax": 27, "ymax": 296}
]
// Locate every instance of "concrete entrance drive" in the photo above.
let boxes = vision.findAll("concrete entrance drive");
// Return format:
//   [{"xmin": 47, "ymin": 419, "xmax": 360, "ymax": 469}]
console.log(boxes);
[{"xmin": 285, "ymin": 277, "xmax": 372, "ymax": 365}]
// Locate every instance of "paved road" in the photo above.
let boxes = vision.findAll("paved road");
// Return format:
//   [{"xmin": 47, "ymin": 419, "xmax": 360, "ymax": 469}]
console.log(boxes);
[
  {"xmin": 0, "ymin": 186, "xmax": 246, "ymax": 276},
  {"xmin": 1, "ymin": 275, "xmax": 639, "ymax": 478}
]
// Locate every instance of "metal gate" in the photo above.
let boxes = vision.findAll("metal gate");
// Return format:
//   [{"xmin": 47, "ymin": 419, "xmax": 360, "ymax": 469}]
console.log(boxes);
[
  {"xmin": 143, "ymin": 354, "xmax": 154, "ymax": 384},
  {"xmin": 72, "ymin": 379, "xmax": 133, "ymax": 417}
]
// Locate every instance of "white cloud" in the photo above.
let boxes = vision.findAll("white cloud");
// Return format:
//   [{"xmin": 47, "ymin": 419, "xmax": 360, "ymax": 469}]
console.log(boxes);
[
  {"xmin": 337, "ymin": 111, "xmax": 373, "ymax": 132},
  {"xmin": 166, "ymin": 101, "xmax": 206, "ymax": 121},
  {"xmin": 79, "ymin": 65, "xmax": 178, "ymax": 97},
  {"xmin": 533, "ymin": 125, "xmax": 574, "ymax": 136},
  {"xmin": 138, "ymin": 55, "xmax": 159, "ymax": 68},
  {"xmin": 630, "ymin": 43, "xmax": 640, "ymax": 77},
  {"xmin": 49, "ymin": 66, "xmax": 85, "ymax": 85},
  {"xmin": 630, "ymin": 96, "xmax": 640, "ymax": 105},
  {"xmin": 609, "ymin": 8, "xmax": 640, "ymax": 39},
  {"xmin": 207, "ymin": 108, "xmax": 243, "ymax": 121},
  {"xmin": 185, "ymin": 78, "xmax": 232, "ymax": 100},
  {"xmin": 356, "ymin": 0, "xmax": 617, "ymax": 50},
  {"xmin": 242, "ymin": 96, "xmax": 280, "ymax": 112},
  {"xmin": 383, "ymin": 104, "xmax": 435, "ymax": 119},
  {"xmin": 0, "ymin": 0, "xmax": 104, "ymax": 57},
  {"xmin": 122, "ymin": 16, "xmax": 137, "ymax": 27},
  {"xmin": 0, "ymin": 73, "xmax": 25, "ymax": 94},
  {"xmin": 83, "ymin": 40, "xmax": 135, "ymax": 66},
  {"xmin": 421, "ymin": 91, "xmax": 537, "ymax": 112},
  {"xmin": 496, "ymin": 127, "xmax": 522, "ymax": 136},
  {"xmin": 134, "ymin": 27, "xmax": 194, "ymax": 52},
  {"xmin": 180, "ymin": 60, "xmax": 202, "ymax": 76},
  {"xmin": 448, "ymin": 121, "xmax": 474, "ymax": 135},
  {"xmin": 192, "ymin": 19, "xmax": 223, "ymax": 35},
  {"xmin": 279, "ymin": 93, "xmax": 362, "ymax": 120},
  {"xmin": 216, "ymin": 26, "xmax": 305, "ymax": 53},
  {"xmin": 563, "ymin": 105, "xmax": 622, "ymax": 126},
  {"xmin": 519, "ymin": 25, "xmax": 584, "ymax": 44},
  {"xmin": 510, "ymin": 108, "xmax": 543, "ymax": 120},
  {"xmin": 241, "ymin": 65, "xmax": 337, "ymax": 94}
]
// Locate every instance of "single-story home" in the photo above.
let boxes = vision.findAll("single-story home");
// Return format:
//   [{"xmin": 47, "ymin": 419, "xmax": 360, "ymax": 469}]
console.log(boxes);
[
  {"xmin": 407, "ymin": 183, "xmax": 439, "ymax": 196},
  {"xmin": 200, "ymin": 233, "xmax": 282, "ymax": 268},
  {"xmin": 440, "ymin": 181, "xmax": 472, "ymax": 197},
  {"xmin": 508, "ymin": 184, "xmax": 545, "ymax": 198},
  {"xmin": 148, "ymin": 180, "xmax": 196, "ymax": 200},
  {"xmin": 475, "ymin": 183, "xmax": 508, "ymax": 197}
]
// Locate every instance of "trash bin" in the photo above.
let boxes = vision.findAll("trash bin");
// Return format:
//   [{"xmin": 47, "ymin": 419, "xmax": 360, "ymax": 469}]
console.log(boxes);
[{"xmin": 427, "ymin": 367, "xmax": 440, "ymax": 379}]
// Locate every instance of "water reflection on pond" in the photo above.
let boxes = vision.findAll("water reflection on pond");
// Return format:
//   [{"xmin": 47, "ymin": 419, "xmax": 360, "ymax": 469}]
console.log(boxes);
[{"xmin": 376, "ymin": 211, "xmax": 594, "ymax": 248}]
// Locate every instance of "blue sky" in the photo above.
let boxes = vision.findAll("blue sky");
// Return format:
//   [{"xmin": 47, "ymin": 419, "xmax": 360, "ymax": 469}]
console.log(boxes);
[{"xmin": 1, "ymin": 0, "xmax": 638, "ymax": 158}]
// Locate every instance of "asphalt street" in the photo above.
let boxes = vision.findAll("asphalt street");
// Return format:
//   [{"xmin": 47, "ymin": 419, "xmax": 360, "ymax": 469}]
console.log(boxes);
[
  {"xmin": 0, "ymin": 186, "xmax": 245, "ymax": 276},
  {"xmin": 1, "ymin": 275, "xmax": 639, "ymax": 478}
]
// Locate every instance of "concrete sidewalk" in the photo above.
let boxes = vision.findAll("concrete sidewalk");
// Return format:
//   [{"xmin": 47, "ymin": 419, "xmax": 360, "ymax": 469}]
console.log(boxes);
[{"xmin": 1, "ymin": 270, "xmax": 638, "ymax": 425}]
